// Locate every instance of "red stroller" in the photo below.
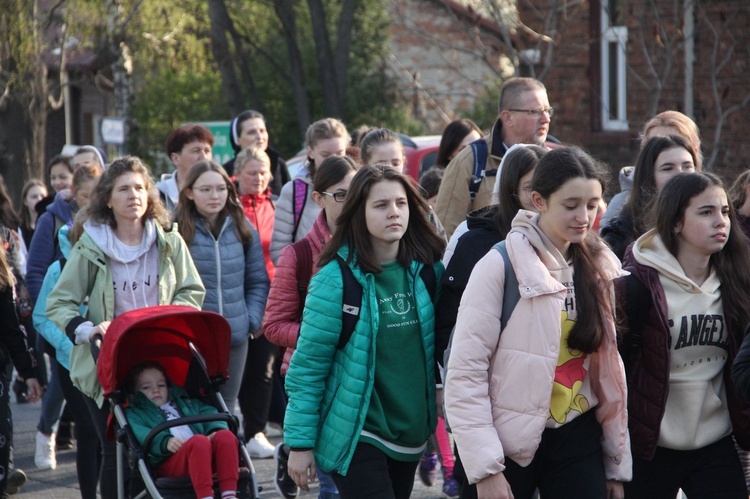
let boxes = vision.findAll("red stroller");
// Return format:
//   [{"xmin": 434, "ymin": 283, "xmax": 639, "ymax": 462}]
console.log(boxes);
[{"xmin": 97, "ymin": 305, "xmax": 260, "ymax": 499}]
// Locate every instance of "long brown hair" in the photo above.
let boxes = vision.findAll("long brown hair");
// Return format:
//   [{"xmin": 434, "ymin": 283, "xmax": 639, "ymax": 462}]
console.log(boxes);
[
  {"xmin": 621, "ymin": 135, "xmax": 697, "ymax": 240},
  {"xmin": 532, "ymin": 147, "xmax": 612, "ymax": 353},
  {"xmin": 436, "ymin": 119, "xmax": 482, "ymax": 168},
  {"xmin": 656, "ymin": 172, "xmax": 750, "ymax": 331},
  {"xmin": 75, "ymin": 156, "xmax": 170, "ymax": 241},
  {"xmin": 494, "ymin": 145, "xmax": 546, "ymax": 238},
  {"xmin": 17, "ymin": 179, "xmax": 46, "ymax": 229},
  {"xmin": 172, "ymin": 160, "xmax": 252, "ymax": 245},
  {"xmin": 318, "ymin": 164, "xmax": 445, "ymax": 274}
]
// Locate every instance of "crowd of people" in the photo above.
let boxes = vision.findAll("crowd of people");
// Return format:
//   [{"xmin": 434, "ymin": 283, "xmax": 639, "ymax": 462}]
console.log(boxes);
[{"xmin": 0, "ymin": 75, "xmax": 749, "ymax": 499}]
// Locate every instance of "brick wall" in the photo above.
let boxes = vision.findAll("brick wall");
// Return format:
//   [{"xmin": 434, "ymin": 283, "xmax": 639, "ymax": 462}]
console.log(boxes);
[
  {"xmin": 518, "ymin": 0, "xmax": 750, "ymax": 188},
  {"xmin": 387, "ymin": 0, "xmax": 509, "ymax": 132}
]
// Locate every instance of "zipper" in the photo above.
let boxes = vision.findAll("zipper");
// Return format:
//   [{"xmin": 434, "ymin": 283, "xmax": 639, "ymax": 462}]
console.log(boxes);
[{"xmin": 212, "ymin": 220, "xmax": 229, "ymax": 316}]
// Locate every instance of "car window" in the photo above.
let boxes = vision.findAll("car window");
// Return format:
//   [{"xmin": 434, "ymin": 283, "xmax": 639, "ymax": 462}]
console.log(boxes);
[{"xmin": 420, "ymin": 151, "xmax": 438, "ymax": 176}]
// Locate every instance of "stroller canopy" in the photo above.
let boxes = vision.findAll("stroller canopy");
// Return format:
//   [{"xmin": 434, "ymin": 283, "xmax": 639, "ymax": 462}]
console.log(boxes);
[{"xmin": 97, "ymin": 305, "xmax": 231, "ymax": 398}]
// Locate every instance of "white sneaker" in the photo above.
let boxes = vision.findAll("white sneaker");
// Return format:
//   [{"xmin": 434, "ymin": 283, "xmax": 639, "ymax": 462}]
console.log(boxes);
[
  {"xmin": 35, "ymin": 432, "xmax": 57, "ymax": 470},
  {"xmin": 246, "ymin": 432, "xmax": 275, "ymax": 459}
]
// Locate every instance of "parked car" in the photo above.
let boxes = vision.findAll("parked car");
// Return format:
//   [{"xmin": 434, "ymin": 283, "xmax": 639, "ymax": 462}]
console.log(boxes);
[
  {"xmin": 401, "ymin": 134, "xmax": 441, "ymax": 180},
  {"xmin": 284, "ymin": 133, "xmax": 442, "ymax": 182}
]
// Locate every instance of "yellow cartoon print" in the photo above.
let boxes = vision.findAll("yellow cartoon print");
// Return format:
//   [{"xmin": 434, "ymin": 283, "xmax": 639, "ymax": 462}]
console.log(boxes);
[{"xmin": 548, "ymin": 310, "xmax": 589, "ymax": 424}]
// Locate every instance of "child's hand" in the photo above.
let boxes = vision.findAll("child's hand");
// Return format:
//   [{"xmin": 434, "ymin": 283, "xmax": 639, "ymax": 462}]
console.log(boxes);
[{"xmin": 167, "ymin": 437, "xmax": 186, "ymax": 453}]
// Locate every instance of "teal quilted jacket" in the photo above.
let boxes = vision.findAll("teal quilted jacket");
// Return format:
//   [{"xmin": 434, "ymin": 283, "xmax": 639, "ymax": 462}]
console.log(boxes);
[{"xmin": 283, "ymin": 246, "xmax": 443, "ymax": 475}]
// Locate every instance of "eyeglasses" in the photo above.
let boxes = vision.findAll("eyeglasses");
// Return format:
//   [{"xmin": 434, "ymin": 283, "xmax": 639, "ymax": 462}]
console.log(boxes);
[
  {"xmin": 507, "ymin": 107, "xmax": 554, "ymax": 118},
  {"xmin": 321, "ymin": 191, "xmax": 347, "ymax": 203}
]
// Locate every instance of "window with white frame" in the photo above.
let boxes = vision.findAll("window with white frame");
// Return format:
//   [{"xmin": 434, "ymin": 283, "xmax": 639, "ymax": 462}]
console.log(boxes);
[{"xmin": 601, "ymin": 0, "xmax": 628, "ymax": 131}]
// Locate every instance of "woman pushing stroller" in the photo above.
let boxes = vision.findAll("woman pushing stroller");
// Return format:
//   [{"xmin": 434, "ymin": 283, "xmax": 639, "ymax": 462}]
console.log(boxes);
[{"xmin": 45, "ymin": 156, "xmax": 205, "ymax": 499}]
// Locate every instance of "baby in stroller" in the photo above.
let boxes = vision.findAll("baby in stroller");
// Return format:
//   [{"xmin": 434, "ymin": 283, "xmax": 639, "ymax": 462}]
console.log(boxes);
[{"xmin": 126, "ymin": 361, "xmax": 239, "ymax": 499}]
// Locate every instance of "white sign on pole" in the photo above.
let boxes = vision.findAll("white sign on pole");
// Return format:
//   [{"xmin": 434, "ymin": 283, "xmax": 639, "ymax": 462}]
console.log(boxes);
[{"xmin": 101, "ymin": 118, "xmax": 125, "ymax": 145}]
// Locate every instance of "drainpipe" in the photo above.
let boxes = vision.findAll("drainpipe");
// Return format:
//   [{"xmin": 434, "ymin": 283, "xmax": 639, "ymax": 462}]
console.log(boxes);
[{"xmin": 684, "ymin": 0, "xmax": 695, "ymax": 118}]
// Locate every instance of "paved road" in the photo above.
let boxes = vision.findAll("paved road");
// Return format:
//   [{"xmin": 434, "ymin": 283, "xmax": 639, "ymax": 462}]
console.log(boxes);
[{"xmin": 9, "ymin": 397, "xmax": 447, "ymax": 498}]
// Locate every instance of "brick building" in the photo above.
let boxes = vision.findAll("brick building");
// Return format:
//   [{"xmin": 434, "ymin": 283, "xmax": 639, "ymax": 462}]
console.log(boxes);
[
  {"xmin": 388, "ymin": 0, "xmax": 750, "ymax": 185},
  {"xmin": 386, "ymin": 0, "xmax": 513, "ymax": 131}
]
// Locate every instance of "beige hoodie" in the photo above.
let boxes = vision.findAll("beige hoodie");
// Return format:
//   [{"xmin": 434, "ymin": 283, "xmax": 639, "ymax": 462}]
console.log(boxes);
[{"xmin": 633, "ymin": 230, "xmax": 732, "ymax": 450}]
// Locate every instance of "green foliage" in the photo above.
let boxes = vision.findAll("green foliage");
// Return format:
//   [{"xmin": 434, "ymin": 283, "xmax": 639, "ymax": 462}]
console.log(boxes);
[
  {"xmin": 121, "ymin": 0, "xmax": 421, "ymax": 167},
  {"xmin": 465, "ymin": 81, "xmax": 503, "ymax": 131},
  {"xmin": 130, "ymin": 68, "xmax": 227, "ymax": 174}
]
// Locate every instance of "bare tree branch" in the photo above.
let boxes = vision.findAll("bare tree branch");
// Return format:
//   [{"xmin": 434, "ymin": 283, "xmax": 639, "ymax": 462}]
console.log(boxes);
[{"xmin": 701, "ymin": 2, "xmax": 750, "ymax": 169}]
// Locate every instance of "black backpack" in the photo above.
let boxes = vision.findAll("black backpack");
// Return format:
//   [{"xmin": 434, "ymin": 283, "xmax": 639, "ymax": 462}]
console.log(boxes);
[
  {"xmin": 467, "ymin": 139, "xmax": 497, "ymax": 202},
  {"xmin": 335, "ymin": 255, "xmax": 436, "ymax": 349},
  {"xmin": 292, "ymin": 246, "xmax": 437, "ymax": 350}
]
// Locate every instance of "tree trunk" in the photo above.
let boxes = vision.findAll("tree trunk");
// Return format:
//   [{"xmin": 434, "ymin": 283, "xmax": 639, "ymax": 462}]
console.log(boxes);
[
  {"xmin": 207, "ymin": 0, "xmax": 245, "ymax": 116},
  {"xmin": 105, "ymin": 0, "xmax": 141, "ymax": 155},
  {"xmin": 307, "ymin": 0, "xmax": 341, "ymax": 117},
  {"xmin": 228, "ymin": 27, "xmax": 263, "ymax": 113},
  {"xmin": 27, "ymin": 0, "xmax": 48, "ymax": 181},
  {"xmin": 333, "ymin": 0, "xmax": 357, "ymax": 113},
  {"xmin": 274, "ymin": 0, "xmax": 311, "ymax": 138}
]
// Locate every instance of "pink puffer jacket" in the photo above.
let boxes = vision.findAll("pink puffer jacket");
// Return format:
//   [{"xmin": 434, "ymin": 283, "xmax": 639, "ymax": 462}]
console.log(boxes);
[
  {"xmin": 445, "ymin": 212, "xmax": 632, "ymax": 485},
  {"xmin": 263, "ymin": 210, "xmax": 331, "ymax": 375}
]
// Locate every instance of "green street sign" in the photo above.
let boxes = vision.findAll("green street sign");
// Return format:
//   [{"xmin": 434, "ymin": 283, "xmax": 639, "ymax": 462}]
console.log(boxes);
[{"xmin": 197, "ymin": 121, "xmax": 234, "ymax": 167}]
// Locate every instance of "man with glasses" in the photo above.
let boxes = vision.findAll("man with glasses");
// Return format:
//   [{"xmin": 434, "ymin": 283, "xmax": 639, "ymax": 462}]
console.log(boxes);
[{"xmin": 435, "ymin": 77, "xmax": 553, "ymax": 238}]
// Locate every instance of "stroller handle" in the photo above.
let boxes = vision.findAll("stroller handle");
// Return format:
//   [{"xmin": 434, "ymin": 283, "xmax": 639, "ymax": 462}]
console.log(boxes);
[
  {"xmin": 141, "ymin": 413, "xmax": 238, "ymax": 456},
  {"xmin": 90, "ymin": 333, "xmax": 103, "ymax": 364}
]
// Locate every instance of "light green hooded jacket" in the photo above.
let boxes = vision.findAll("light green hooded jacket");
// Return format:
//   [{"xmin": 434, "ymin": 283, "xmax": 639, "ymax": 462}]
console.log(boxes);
[{"xmin": 46, "ymin": 222, "xmax": 205, "ymax": 406}]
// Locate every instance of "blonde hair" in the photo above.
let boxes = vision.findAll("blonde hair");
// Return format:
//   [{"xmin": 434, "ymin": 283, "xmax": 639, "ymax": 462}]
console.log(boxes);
[
  {"xmin": 642, "ymin": 111, "xmax": 703, "ymax": 168},
  {"xmin": 305, "ymin": 118, "xmax": 350, "ymax": 176},
  {"xmin": 235, "ymin": 146, "xmax": 271, "ymax": 174},
  {"xmin": 305, "ymin": 118, "xmax": 350, "ymax": 150}
]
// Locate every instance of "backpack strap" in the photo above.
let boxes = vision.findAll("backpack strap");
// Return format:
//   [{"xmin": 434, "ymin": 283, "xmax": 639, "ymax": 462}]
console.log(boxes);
[
  {"xmin": 291, "ymin": 238, "xmax": 314, "ymax": 321},
  {"xmin": 334, "ymin": 259, "xmax": 437, "ymax": 351},
  {"xmin": 336, "ymin": 255, "xmax": 362, "ymax": 350},
  {"xmin": 52, "ymin": 215, "xmax": 65, "ymax": 255},
  {"xmin": 468, "ymin": 139, "xmax": 496, "ymax": 202},
  {"xmin": 494, "ymin": 241, "xmax": 520, "ymax": 331},
  {"xmin": 441, "ymin": 239, "xmax": 520, "ymax": 430},
  {"xmin": 291, "ymin": 179, "xmax": 309, "ymax": 241}
]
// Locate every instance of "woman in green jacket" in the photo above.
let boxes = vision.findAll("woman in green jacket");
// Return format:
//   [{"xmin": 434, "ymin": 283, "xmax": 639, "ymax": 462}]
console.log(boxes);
[
  {"xmin": 284, "ymin": 164, "xmax": 445, "ymax": 499},
  {"xmin": 46, "ymin": 156, "xmax": 205, "ymax": 499}
]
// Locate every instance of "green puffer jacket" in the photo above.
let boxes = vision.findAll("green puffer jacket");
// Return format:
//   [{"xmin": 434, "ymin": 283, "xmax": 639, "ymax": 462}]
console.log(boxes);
[
  {"xmin": 46, "ymin": 223, "xmax": 205, "ymax": 406},
  {"xmin": 126, "ymin": 385, "xmax": 229, "ymax": 466},
  {"xmin": 283, "ymin": 246, "xmax": 443, "ymax": 475}
]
